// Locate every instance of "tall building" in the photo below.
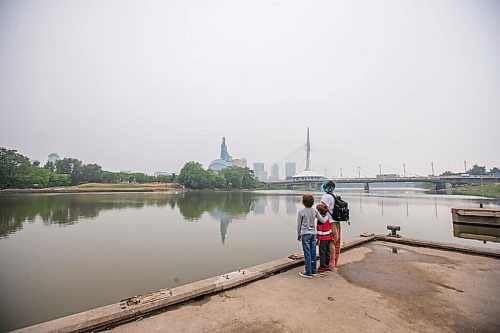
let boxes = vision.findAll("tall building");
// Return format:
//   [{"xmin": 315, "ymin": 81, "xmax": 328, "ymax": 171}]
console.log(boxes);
[
  {"xmin": 253, "ymin": 163, "xmax": 267, "ymax": 181},
  {"xmin": 270, "ymin": 163, "xmax": 279, "ymax": 181},
  {"xmin": 209, "ymin": 137, "xmax": 233, "ymax": 171},
  {"xmin": 48, "ymin": 153, "xmax": 59, "ymax": 164},
  {"xmin": 285, "ymin": 162, "xmax": 296, "ymax": 179},
  {"xmin": 208, "ymin": 137, "xmax": 248, "ymax": 172}
]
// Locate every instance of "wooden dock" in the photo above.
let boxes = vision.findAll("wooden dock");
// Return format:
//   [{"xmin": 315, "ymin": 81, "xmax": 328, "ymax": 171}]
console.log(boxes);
[{"xmin": 451, "ymin": 206, "xmax": 500, "ymax": 226}]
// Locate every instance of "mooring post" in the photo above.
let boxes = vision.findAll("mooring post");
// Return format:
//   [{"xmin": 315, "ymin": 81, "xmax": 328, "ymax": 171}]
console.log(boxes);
[{"xmin": 387, "ymin": 225, "xmax": 401, "ymax": 237}]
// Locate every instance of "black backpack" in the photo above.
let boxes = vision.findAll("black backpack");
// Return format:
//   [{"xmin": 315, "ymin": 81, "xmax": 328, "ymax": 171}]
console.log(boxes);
[{"xmin": 328, "ymin": 193, "xmax": 350, "ymax": 224}]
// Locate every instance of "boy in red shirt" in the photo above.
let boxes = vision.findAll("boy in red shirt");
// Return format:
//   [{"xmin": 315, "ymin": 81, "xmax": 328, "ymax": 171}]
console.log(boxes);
[{"xmin": 316, "ymin": 204, "xmax": 332, "ymax": 273}]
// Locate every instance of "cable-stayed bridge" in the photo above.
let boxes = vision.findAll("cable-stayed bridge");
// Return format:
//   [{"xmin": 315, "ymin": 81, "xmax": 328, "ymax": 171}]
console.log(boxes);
[{"xmin": 264, "ymin": 128, "xmax": 499, "ymax": 191}]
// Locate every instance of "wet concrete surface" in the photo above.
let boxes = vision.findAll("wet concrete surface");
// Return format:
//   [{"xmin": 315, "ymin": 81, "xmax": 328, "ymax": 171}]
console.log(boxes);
[
  {"xmin": 339, "ymin": 243, "xmax": 495, "ymax": 332},
  {"xmin": 110, "ymin": 241, "xmax": 500, "ymax": 333}
]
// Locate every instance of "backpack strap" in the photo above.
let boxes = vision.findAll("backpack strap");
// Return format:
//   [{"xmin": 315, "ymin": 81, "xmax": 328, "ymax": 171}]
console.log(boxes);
[{"xmin": 326, "ymin": 192, "xmax": 336, "ymax": 219}]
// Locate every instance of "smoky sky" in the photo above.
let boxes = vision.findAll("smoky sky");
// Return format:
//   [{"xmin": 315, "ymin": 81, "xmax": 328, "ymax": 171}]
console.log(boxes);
[{"xmin": 1, "ymin": 0, "xmax": 499, "ymax": 178}]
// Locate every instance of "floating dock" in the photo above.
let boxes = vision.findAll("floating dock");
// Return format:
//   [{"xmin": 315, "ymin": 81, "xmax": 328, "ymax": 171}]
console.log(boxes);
[
  {"xmin": 13, "ymin": 234, "xmax": 500, "ymax": 333},
  {"xmin": 451, "ymin": 207, "xmax": 500, "ymax": 226},
  {"xmin": 452, "ymin": 207, "xmax": 500, "ymax": 243}
]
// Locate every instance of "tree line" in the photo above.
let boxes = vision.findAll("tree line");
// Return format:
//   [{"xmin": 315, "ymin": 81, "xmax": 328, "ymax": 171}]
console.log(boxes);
[
  {"xmin": 0, "ymin": 147, "xmax": 175, "ymax": 189},
  {"xmin": 177, "ymin": 161, "xmax": 260, "ymax": 190},
  {"xmin": 1, "ymin": 147, "xmax": 261, "ymax": 190},
  {"xmin": 440, "ymin": 164, "xmax": 500, "ymax": 176}
]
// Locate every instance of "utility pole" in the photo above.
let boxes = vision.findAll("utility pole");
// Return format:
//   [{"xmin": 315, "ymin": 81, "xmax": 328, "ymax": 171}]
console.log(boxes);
[
  {"xmin": 324, "ymin": 168, "xmax": 327, "ymax": 178},
  {"xmin": 379, "ymin": 164, "xmax": 382, "ymax": 175},
  {"xmin": 403, "ymin": 163, "xmax": 406, "ymax": 177},
  {"xmin": 305, "ymin": 127, "xmax": 311, "ymax": 171},
  {"xmin": 340, "ymin": 168, "xmax": 343, "ymax": 179},
  {"xmin": 464, "ymin": 160, "xmax": 467, "ymax": 173},
  {"xmin": 431, "ymin": 162, "xmax": 434, "ymax": 176},
  {"xmin": 358, "ymin": 166, "xmax": 361, "ymax": 179}
]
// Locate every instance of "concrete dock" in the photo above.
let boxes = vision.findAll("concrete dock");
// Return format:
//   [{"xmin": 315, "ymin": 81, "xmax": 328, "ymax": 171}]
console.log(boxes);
[
  {"xmin": 109, "ymin": 240, "xmax": 500, "ymax": 333},
  {"xmin": 14, "ymin": 236, "xmax": 500, "ymax": 333}
]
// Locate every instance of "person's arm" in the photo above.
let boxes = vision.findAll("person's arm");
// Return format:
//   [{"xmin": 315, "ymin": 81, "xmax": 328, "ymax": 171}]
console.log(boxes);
[
  {"xmin": 316, "ymin": 210, "xmax": 326, "ymax": 223},
  {"xmin": 297, "ymin": 211, "xmax": 302, "ymax": 241}
]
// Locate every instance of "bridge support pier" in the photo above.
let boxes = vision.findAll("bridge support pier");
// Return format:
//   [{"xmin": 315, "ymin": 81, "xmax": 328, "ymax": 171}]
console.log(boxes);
[
  {"xmin": 364, "ymin": 182, "xmax": 370, "ymax": 193},
  {"xmin": 436, "ymin": 182, "xmax": 453, "ymax": 194}
]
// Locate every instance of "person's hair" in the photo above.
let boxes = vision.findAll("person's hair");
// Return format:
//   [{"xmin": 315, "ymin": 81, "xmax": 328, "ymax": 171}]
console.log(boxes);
[
  {"xmin": 316, "ymin": 203, "xmax": 328, "ymax": 216},
  {"xmin": 302, "ymin": 194, "xmax": 314, "ymax": 208},
  {"xmin": 322, "ymin": 180, "xmax": 336, "ymax": 193}
]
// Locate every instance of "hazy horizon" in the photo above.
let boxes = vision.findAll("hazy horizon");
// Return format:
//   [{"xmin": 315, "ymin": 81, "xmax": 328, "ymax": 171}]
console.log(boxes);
[{"xmin": 1, "ymin": 0, "xmax": 499, "ymax": 178}]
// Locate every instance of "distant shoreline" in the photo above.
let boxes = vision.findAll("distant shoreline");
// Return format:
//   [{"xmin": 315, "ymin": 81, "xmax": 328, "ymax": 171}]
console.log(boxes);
[
  {"xmin": 0, "ymin": 183, "xmax": 186, "ymax": 194},
  {"xmin": 452, "ymin": 183, "xmax": 500, "ymax": 199}
]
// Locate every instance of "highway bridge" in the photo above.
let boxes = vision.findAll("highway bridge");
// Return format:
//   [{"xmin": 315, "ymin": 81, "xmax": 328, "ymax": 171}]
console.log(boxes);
[{"xmin": 266, "ymin": 175, "xmax": 499, "ymax": 191}]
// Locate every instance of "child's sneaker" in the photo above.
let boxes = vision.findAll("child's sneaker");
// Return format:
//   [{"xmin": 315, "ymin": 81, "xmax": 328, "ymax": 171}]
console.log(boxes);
[{"xmin": 299, "ymin": 272, "xmax": 312, "ymax": 279}]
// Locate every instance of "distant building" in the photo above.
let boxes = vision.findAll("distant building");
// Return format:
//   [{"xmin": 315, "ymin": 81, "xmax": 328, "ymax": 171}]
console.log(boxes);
[
  {"xmin": 48, "ymin": 153, "xmax": 59, "ymax": 164},
  {"xmin": 270, "ymin": 164, "xmax": 279, "ymax": 181},
  {"xmin": 285, "ymin": 162, "xmax": 297, "ymax": 179},
  {"xmin": 208, "ymin": 137, "xmax": 248, "ymax": 172},
  {"xmin": 253, "ymin": 163, "xmax": 267, "ymax": 181},
  {"xmin": 231, "ymin": 157, "xmax": 246, "ymax": 168},
  {"xmin": 292, "ymin": 170, "xmax": 325, "ymax": 182},
  {"xmin": 154, "ymin": 172, "xmax": 169, "ymax": 177}
]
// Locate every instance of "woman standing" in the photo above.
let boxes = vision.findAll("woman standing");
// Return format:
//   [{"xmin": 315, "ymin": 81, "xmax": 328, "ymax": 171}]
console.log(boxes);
[{"xmin": 320, "ymin": 180, "xmax": 341, "ymax": 269}]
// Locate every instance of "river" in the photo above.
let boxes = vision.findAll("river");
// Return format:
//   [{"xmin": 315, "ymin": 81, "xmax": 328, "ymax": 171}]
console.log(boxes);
[{"xmin": 0, "ymin": 190, "xmax": 498, "ymax": 331}]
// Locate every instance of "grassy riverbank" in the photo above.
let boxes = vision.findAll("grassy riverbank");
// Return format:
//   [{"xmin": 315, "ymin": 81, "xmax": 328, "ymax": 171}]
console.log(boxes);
[
  {"xmin": 0, "ymin": 183, "xmax": 184, "ymax": 193},
  {"xmin": 453, "ymin": 183, "xmax": 500, "ymax": 198},
  {"xmin": 71, "ymin": 183, "xmax": 180, "ymax": 190}
]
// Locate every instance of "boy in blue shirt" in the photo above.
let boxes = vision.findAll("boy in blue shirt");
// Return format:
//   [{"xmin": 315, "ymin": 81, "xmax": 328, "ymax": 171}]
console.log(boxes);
[{"xmin": 297, "ymin": 194, "xmax": 326, "ymax": 278}]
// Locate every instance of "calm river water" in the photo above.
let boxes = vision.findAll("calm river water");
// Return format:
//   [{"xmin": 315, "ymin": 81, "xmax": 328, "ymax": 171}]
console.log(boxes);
[{"xmin": 0, "ymin": 190, "xmax": 499, "ymax": 331}]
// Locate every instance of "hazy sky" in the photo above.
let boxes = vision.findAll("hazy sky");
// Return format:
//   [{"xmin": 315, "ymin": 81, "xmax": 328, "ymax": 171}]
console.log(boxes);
[{"xmin": 1, "ymin": 0, "xmax": 499, "ymax": 178}]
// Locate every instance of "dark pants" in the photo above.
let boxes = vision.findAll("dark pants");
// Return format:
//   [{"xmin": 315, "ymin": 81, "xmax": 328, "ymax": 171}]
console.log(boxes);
[{"xmin": 319, "ymin": 240, "xmax": 331, "ymax": 267}]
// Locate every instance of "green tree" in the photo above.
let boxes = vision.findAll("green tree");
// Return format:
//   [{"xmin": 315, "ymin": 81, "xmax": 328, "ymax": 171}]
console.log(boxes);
[
  {"xmin": 0, "ymin": 148, "xmax": 32, "ymax": 188},
  {"xmin": 488, "ymin": 167, "xmax": 500, "ymax": 175},
  {"xmin": 44, "ymin": 161, "xmax": 55, "ymax": 172},
  {"xmin": 467, "ymin": 164, "xmax": 487, "ymax": 175},
  {"xmin": 220, "ymin": 167, "xmax": 258, "ymax": 189},
  {"xmin": 55, "ymin": 158, "xmax": 83, "ymax": 185},
  {"xmin": 220, "ymin": 167, "xmax": 242, "ymax": 188},
  {"xmin": 81, "ymin": 163, "xmax": 103, "ymax": 183},
  {"xmin": 0, "ymin": 147, "xmax": 70, "ymax": 189},
  {"xmin": 177, "ymin": 162, "xmax": 211, "ymax": 189}
]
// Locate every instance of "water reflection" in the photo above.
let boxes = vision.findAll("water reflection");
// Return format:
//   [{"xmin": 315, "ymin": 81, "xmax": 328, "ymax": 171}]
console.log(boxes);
[
  {"xmin": 176, "ymin": 191, "xmax": 254, "ymax": 221},
  {"xmin": 0, "ymin": 193, "xmax": 179, "ymax": 238},
  {"xmin": 0, "ymin": 192, "xmax": 260, "ymax": 240},
  {"xmin": 253, "ymin": 196, "xmax": 267, "ymax": 215},
  {"xmin": 286, "ymin": 198, "xmax": 298, "ymax": 216},
  {"xmin": 453, "ymin": 223, "xmax": 500, "ymax": 243},
  {"xmin": 1, "ymin": 190, "xmax": 500, "ymax": 332}
]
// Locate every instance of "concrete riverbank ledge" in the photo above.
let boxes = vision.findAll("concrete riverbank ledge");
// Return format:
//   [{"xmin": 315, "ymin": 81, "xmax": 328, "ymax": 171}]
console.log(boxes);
[{"xmin": 13, "ymin": 235, "xmax": 500, "ymax": 333}]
